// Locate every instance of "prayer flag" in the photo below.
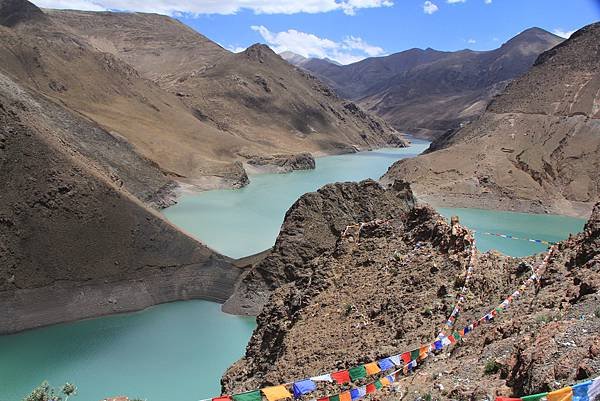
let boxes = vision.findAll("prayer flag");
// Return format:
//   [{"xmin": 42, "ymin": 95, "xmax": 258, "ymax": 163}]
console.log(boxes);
[
  {"xmin": 374, "ymin": 380, "xmax": 383, "ymax": 390},
  {"xmin": 349, "ymin": 365, "xmax": 367, "ymax": 381},
  {"xmin": 548, "ymin": 387, "xmax": 572, "ymax": 401},
  {"xmin": 589, "ymin": 378, "xmax": 600, "ymax": 401},
  {"xmin": 389, "ymin": 355, "xmax": 402, "ymax": 367},
  {"xmin": 329, "ymin": 395, "xmax": 340, "ymax": 401},
  {"xmin": 419, "ymin": 346, "xmax": 429, "ymax": 359},
  {"xmin": 358, "ymin": 387, "xmax": 367, "ymax": 397},
  {"xmin": 365, "ymin": 362, "xmax": 381, "ymax": 375},
  {"xmin": 262, "ymin": 385, "xmax": 292, "ymax": 401},
  {"xmin": 350, "ymin": 389, "xmax": 361, "ymax": 400},
  {"xmin": 213, "ymin": 397, "xmax": 232, "ymax": 401},
  {"xmin": 233, "ymin": 390, "xmax": 263, "ymax": 401},
  {"xmin": 410, "ymin": 349, "xmax": 420, "ymax": 361},
  {"xmin": 496, "ymin": 398, "xmax": 522, "ymax": 401},
  {"xmin": 380, "ymin": 378, "xmax": 391, "ymax": 387},
  {"xmin": 572, "ymin": 380, "xmax": 591, "ymax": 401},
  {"xmin": 453, "ymin": 332, "xmax": 462, "ymax": 341},
  {"xmin": 332, "ymin": 370, "xmax": 350, "ymax": 384},
  {"xmin": 448, "ymin": 335, "xmax": 457, "ymax": 344},
  {"xmin": 378, "ymin": 358, "xmax": 395, "ymax": 371},
  {"xmin": 317, "ymin": 397, "xmax": 329, "ymax": 401},
  {"xmin": 434, "ymin": 340, "xmax": 443, "ymax": 350},
  {"xmin": 366, "ymin": 384, "xmax": 376, "ymax": 394},
  {"xmin": 401, "ymin": 352, "xmax": 411, "ymax": 364},
  {"xmin": 522, "ymin": 392, "xmax": 548, "ymax": 401},
  {"xmin": 293, "ymin": 380, "xmax": 316, "ymax": 398},
  {"xmin": 311, "ymin": 374, "xmax": 333, "ymax": 383},
  {"xmin": 386, "ymin": 375, "xmax": 395, "ymax": 383},
  {"xmin": 340, "ymin": 392, "xmax": 351, "ymax": 401},
  {"xmin": 442, "ymin": 336, "xmax": 452, "ymax": 346}
]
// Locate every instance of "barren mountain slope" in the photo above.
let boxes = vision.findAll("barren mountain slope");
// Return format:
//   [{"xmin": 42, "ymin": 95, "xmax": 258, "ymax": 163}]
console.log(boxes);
[
  {"xmin": 46, "ymin": 9, "xmax": 407, "ymax": 158},
  {"xmin": 302, "ymin": 28, "xmax": 563, "ymax": 138},
  {"xmin": 0, "ymin": 0, "xmax": 256, "ymax": 190},
  {"xmin": 0, "ymin": 69, "xmax": 241, "ymax": 334},
  {"xmin": 383, "ymin": 22, "xmax": 600, "ymax": 218},
  {"xmin": 221, "ymin": 180, "xmax": 600, "ymax": 401}
]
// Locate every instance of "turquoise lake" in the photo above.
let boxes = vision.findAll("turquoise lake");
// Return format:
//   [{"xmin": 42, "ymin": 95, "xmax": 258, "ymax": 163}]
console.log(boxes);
[{"xmin": 1, "ymin": 142, "xmax": 587, "ymax": 401}]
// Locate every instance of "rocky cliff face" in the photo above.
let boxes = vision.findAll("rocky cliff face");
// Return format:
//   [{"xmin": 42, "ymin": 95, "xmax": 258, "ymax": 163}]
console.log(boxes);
[
  {"xmin": 222, "ymin": 180, "xmax": 416, "ymax": 315},
  {"xmin": 382, "ymin": 22, "xmax": 600, "ymax": 217},
  {"xmin": 221, "ymin": 181, "xmax": 600, "ymax": 400},
  {"xmin": 0, "ymin": 66, "xmax": 240, "ymax": 334},
  {"xmin": 300, "ymin": 28, "xmax": 563, "ymax": 139}
]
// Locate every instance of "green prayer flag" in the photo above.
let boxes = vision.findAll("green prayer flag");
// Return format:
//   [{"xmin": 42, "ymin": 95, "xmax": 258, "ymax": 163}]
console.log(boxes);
[
  {"xmin": 452, "ymin": 332, "xmax": 461, "ymax": 341},
  {"xmin": 233, "ymin": 390, "xmax": 262, "ymax": 401},
  {"xmin": 410, "ymin": 349, "xmax": 420, "ymax": 361},
  {"xmin": 374, "ymin": 380, "xmax": 383, "ymax": 390},
  {"xmin": 349, "ymin": 365, "xmax": 367, "ymax": 381},
  {"xmin": 330, "ymin": 395, "xmax": 340, "ymax": 401},
  {"xmin": 495, "ymin": 307, "xmax": 503, "ymax": 313},
  {"xmin": 521, "ymin": 393, "xmax": 548, "ymax": 401}
]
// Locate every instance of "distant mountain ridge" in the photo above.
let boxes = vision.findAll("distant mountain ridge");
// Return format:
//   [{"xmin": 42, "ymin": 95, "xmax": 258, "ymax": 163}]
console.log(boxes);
[{"xmin": 296, "ymin": 28, "xmax": 564, "ymax": 138}]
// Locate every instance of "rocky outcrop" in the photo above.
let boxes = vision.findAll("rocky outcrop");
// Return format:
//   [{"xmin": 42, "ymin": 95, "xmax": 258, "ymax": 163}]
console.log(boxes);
[
  {"xmin": 382, "ymin": 22, "xmax": 600, "ymax": 218},
  {"xmin": 0, "ymin": 71, "xmax": 241, "ymax": 334},
  {"xmin": 221, "ymin": 180, "xmax": 600, "ymax": 399},
  {"xmin": 244, "ymin": 153, "xmax": 316, "ymax": 174},
  {"xmin": 222, "ymin": 179, "xmax": 416, "ymax": 316}
]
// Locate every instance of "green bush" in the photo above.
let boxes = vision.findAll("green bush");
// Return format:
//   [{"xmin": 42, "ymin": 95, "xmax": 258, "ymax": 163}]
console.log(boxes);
[
  {"xmin": 484, "ymin": 360, "xmax": 501, "ymax": 375},
  {"xmin": 23, "ymin": 381, "xmax": 77, "ymax": 401}
]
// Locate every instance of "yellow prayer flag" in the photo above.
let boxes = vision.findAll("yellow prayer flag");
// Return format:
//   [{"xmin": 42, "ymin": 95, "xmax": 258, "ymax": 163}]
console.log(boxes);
[
  {"xmin": 547, "ymin": 387, "xmax": 572, "ymax": 401},
  {"xmin": 262, "ymin": 386, "xmax": 292, "ymax": 401},
  {"xmin": 380, "ymin": 377, "xmax": 391, "ymax": 387},
  {"xmin": 365, "ymin": 362, "xmax": 381, "ymax": 375},
  {"xmin": 340, "ymin": 391, "xmax": 351, "ymax": 401}
]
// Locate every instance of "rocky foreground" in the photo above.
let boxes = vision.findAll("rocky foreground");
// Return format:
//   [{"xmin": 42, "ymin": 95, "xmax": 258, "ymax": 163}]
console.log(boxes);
[{"xmin": 222, "ymin": 180, "xmax": 599, "ymax": 400}]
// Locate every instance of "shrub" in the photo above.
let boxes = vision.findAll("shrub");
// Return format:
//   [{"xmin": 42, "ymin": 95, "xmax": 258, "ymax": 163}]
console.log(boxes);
[
  {"xmin": 23, "ymin": 381, "xmax": 77, "ymax": 401},
  {"xmin": 484, "ymin": 360, "xmax": 501, "ymax": 375}
]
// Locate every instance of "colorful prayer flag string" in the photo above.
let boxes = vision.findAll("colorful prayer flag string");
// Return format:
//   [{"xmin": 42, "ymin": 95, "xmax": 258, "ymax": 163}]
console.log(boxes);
[
  {"xmin": 198, "ymin": 242, "xmax": 558, "ymax": 401},
  {"xmin": 496, "ymin": 375, "xmax": 600, "ymax": 401},
  {"xmin": 473, "ymin": 231, "xmax": 556, "ymax": 246}
]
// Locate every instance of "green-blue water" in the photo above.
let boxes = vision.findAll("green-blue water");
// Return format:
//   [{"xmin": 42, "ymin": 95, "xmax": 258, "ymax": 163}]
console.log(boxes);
[
  {"xmin": 163, "ymin": 144, "xmax": 431, "ymax": 258},
  {"xmin": 0, "ymin": 301, "xmax": 255, "ymax": 401},
  {"xmin": 438, "ymin": 207, "xmax": 585, "ymax": 257},
  {"xmin": 1, "ymin": 142, "xmax": 587, "ymax": 401}
]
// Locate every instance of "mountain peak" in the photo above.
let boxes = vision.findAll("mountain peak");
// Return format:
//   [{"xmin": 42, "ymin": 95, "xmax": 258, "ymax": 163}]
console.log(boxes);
[
  {"xmin": 0, "ymin": 0, "xmax": 45, "ymax": 27},
  {"xmin": 243, "ymin": 43, "xmax": 278, "ymax": 63}
]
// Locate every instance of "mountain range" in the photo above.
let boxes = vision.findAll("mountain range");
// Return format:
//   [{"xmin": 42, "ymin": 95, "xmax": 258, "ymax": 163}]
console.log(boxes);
[
  {"xmin": 287, "ymin": 28, "xmax": 563, "ymax": 138},
  {"xmin": 383, "ymin": 22, "xmax": 600, "ymax": 218}
]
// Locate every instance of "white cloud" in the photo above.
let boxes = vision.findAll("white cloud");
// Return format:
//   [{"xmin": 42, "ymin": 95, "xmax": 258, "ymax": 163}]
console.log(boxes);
[
  {"xmin": 552, "ymin": 28, "xmax": 576, "ymax": 39},
  {"xmin": 226, "ymin": 45, "xmax": 247, "ymax": 53},
  {"xmin": 447, "ymin": 0, "xmax": 466, "ymax": 3},
  {"xmin": 484, "ymin": 0, "xmax": 492, "ymax": 4},
  {"xmin": 31, "ymin": 0, "xmax": 393, "ymax": 16},
  {"xmin": 467, "ymin": 38, "xmax": 476, "ymax": 44},
  {"xmin": 251, "ymin": 25, "xmax": 385, "ymax": 65},
  {"xmin": 423, "ymin": 1, "xmax": 438, "ymax": 14}
]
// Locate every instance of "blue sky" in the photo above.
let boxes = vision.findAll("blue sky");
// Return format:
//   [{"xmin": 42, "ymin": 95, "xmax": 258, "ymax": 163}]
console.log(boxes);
[{"xmin": 33, "ymin": 0, "xmax": 600, "ymax": 64}]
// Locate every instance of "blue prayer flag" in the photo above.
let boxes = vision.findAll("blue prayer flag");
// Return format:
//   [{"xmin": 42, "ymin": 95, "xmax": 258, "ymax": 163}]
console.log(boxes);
[
  {"xmin": 293, "ymin": 379, "xmax": 317, "ymax": 398},
  {"xmin": 350, "ymin": 389, "xmax": 361, "ymax": 400},
  {"xmin": 573, "ymin": 380, "xmax": 592, "ymax": 401},
  {"xmin": 378, "ymin": 358, "xmax": 395, "ymax": 371},
  {"xmin": 434, "ymin": 340, "xmax": 443, "ymax": 350}
]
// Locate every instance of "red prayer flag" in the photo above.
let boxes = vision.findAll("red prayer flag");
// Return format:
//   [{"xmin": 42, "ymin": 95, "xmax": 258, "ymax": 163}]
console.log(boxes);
[
  {"xmin": 496, "ymin": 398, "xmax": 522, "ymax": 401},
  {"xmin": 331, "ymin": 370, "xmax": 350, "ymax": 384},
  {"xmin": 401, "ymin": 352, "xmax": 411, "ymax": 364},
  {"xmin": 448, "ymin": 335, "xmax": 456, "ymax": 344},
  {"xmin": 366, "ymin": 384, "xmax": 376, "ymax": 394},
  {"xmin": 213, "ymin": 397, "xmax": 232, "ymax": 401},
  {"xmin": 318, "ymin": 397, "xmax": 329, "ymax": 401}
]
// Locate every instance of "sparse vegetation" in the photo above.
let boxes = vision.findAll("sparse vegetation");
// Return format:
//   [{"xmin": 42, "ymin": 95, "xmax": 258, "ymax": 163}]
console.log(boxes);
[
  {"xmin": 484, "ymin": 360, "xmax": 501, "ymax": 375},
  {"xmin": 594, "ymin": 308, "xmax": 600, "ymax": 318},
  {"xmin": 23, "ymin": 381, "xmax": 77, "ymax": 401},
  {"xmin": 536, "ymin": 314, "xmax": 553, "ymax": 324}
]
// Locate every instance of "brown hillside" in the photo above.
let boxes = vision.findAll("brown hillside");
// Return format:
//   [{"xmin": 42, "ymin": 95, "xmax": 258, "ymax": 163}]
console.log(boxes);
[{"xmin": 382, "ymin": 22, "xmax": 600, "ymax": 217}]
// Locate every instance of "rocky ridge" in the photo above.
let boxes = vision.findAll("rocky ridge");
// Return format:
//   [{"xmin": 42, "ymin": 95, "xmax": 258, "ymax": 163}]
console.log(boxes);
[{"xmin": 221, "ymin": 180, "xmax": 600, "ymax": 400}]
